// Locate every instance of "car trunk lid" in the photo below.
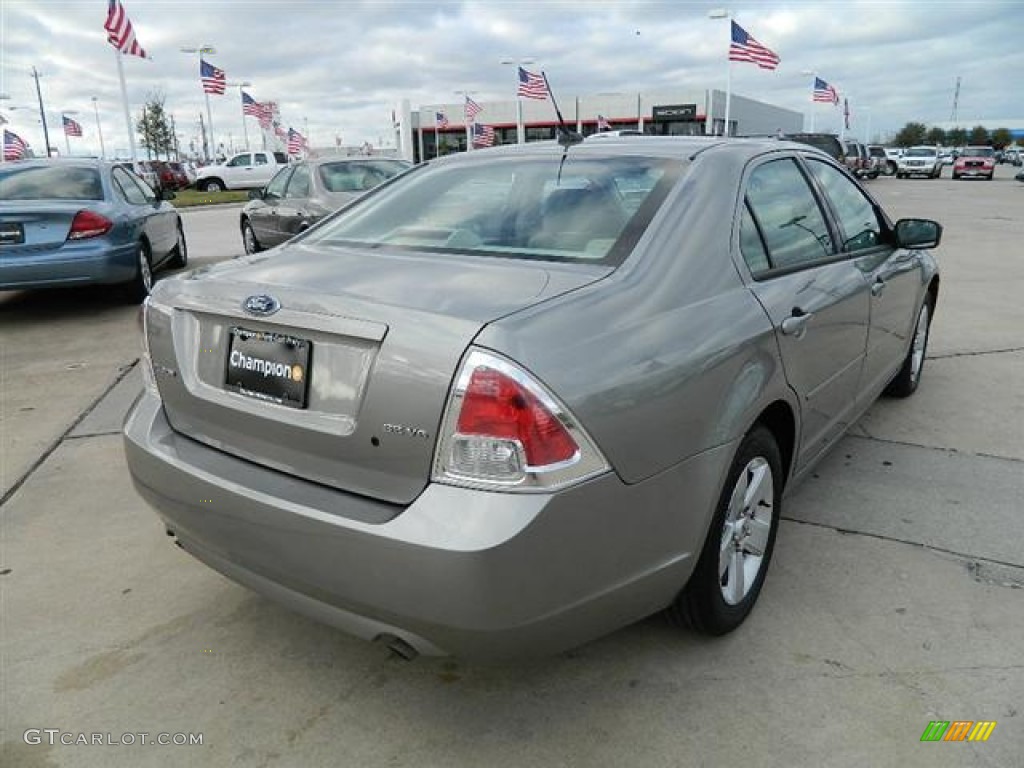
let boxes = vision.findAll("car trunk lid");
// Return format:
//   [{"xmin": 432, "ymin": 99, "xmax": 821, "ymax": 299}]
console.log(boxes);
[{"xmin": 149, "ymin": 243, "xmax": 610, "ymax": 505}]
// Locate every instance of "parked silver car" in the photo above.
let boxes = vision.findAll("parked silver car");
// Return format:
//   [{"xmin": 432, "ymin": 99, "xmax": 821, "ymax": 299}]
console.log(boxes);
[{"xmin": 124, "ymin": 137, "xmax": 942, "ymax": 658}]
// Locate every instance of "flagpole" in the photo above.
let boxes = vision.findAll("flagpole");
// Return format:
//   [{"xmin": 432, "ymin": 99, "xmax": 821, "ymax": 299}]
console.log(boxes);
[
  {"xmin": 63, "ymin": 114, "xmax": 71, "ymax": 156},
  {"xmin": 113, "ymin": 48, "xmax": 139, "ymax": 168},
  {"xmin": 723, "ymin": 60, "xmax": 733, "ymax": 137},
  {"xmin": 92, "ymin": 97, "xmax": 106, "ymax": 159}
]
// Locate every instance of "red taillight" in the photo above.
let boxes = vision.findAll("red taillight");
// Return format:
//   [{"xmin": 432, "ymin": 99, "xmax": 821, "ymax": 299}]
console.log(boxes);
[
  {"xmin": 67, "ymin": 210, "xmax": 113, "ymax": 240},
  {"xmin": 457, "ymin": 367, "xmax": 578, "ymax": 467}
]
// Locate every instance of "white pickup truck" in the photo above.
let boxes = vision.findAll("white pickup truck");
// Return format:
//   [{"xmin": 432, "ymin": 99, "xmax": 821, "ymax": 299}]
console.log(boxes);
[{"xmin": 194, "ymin": 151, "xmax": 289, "ymax": 192}]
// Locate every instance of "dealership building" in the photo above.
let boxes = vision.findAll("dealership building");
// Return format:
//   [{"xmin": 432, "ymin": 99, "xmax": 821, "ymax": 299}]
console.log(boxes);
[{"xmin": 394, "ymin": 87, "xmax": 803, "ymax": 163}]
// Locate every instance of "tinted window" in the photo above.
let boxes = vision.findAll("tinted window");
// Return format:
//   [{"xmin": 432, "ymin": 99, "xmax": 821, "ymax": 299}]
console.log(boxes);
[
  {"xmin": 305, "ymin": 156, "xmax": 680, "ymax": 265},
  {"xmin": 805, "ymin": 159, "xmax": 884, "ymax": 253},
  {"xmin": 745, "ymin": 158, "xmax": 833, "ymax": 270},
  {"xmin": 273, "ymin": 152, "xmax": 288, "ymax": 164},
  {"xmin": 112, "ymin": 166, "xmax": 150, "ymax": 205},
  {"xmin": 739, "ymin": 201, "xmax": 770, "ymax": 275},
  {"xmin": 227, "ymin": 154, "xmax": 251, "ymax": 167},
  {"xmin": 264, "ymin": 167, "xmax": 293, "ymax": 198},
  {"xmin": 254, "ymin": 154, "xmax": 268, "ymax": 166},
  {"xmin": 285, "ymin": 164, "xmax": 311, "ymax": 198},
  {"xmin": 0, "ymin": 165, "xmax": 103, "ymax": 201}
]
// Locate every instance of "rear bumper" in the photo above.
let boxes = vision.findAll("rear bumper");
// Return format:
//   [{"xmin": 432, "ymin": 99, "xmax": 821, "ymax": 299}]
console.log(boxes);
[
  {"xmin": 123, "ymin": 392, "xmax": 732, "ymax": 658},
  {"xmin": 0, "ymin": 239, "xmax": 136, "ymax": 290}
]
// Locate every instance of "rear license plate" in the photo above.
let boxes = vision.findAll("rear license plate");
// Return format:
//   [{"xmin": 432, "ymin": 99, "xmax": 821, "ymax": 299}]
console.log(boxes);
[
  {"xmin": 0, "ymin": 222, "xmax": 25, "ymax": 245},
  {"xmin": 225, "ymin": 327, "xmax": 312, "ymax": 409}
]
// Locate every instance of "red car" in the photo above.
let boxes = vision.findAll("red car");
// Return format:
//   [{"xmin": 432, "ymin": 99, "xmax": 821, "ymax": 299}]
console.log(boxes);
[
  {"xmin": 952, "ymin": 146, "xmax": 995, "ymax": 180},
  {"xmin": 142, "ymin": 160, "xmax": 190, "ymax": 191}
]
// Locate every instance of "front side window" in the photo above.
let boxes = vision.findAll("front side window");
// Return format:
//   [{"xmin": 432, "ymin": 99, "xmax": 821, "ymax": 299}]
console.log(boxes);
[
  {"xmin": 744, "ymin": 158, "xmax": 834, "ymax": 271},
  {"xmin": 227, "ymin": 154, "xmax": 251, "ymax": 167},
  {"xmin": 805, "ymin": 159, "xmax": 885, "ymax": 253},
  {"xmin": 303, "ymin": 155, "xmax": 681, "ymax": 265}
]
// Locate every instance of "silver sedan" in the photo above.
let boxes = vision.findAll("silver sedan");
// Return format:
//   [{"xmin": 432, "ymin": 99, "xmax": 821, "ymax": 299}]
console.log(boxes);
[{"xmin": 125, "ymin": 137, "xmax": 941, "ymax": 658}]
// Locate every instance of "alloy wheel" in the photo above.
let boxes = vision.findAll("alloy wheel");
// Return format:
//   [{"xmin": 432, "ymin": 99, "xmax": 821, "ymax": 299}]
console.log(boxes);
[{"xmin": 719, "ymin": 457, "xmax": 774, "ymax": 605}]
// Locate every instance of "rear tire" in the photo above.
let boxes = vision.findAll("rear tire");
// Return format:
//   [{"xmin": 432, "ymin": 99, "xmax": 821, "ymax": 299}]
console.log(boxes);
[
  {"xmin": 122, "ymin": 240, "xmax": 153, "ymax": 304},
  {"xmin": 668, "ymin": 426, "xmax": 782, "ymax": 635},
  {"xmin": 168, "ymin": 221, "xmax": 188, "ymax": 269},
  {"xmin": 885, "ymin": 296, "xmax": 933, "ymax": 398}
]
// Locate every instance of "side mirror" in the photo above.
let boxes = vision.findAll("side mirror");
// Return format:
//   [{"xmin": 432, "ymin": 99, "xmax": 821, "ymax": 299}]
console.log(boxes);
[
  {"xmin": 248, "ymin": 188, "xmax": 264, "ymax": 200},
  {"xmin": 894, "ymin": 218, "xmax": 942, "ymax": 250}
]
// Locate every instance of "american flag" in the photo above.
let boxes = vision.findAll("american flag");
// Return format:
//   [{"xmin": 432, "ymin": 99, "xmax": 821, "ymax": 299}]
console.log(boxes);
[
  {"xmin": 200, "ymin": 58, "xmax": 226, "ymax": 95},
  {"xmin": 287, "ymin": 128, "xmax": 307, "ymax": 155},
  {"xmin": 273, "ymin": 123, "xmax": 288, "ymax": 140},
  {"xmin": 435, "ymin": 111, "xmax": 450, "ymax": 129},
  {"xmin": 4, "ymin": 129, "xmax": 29, "ymax": 160},
  {"xmin": 517, "ymin": 67, "xmax": 548, "ymax": 100},
  {"xmin": 62, "ymin": 115, "xmax": 83, "ymax": 137},
  {"xmin": 242, "ymin": 91, "xmax": 273, "ymax": 126},
  {"xmin": 597, "ymin": 114, "xmax": 611, "ymax": 132},
  {"xmin": 464, "ymin": 96, "xmax": 482, "ymax": 123},
  {"xmin": 813, "ymin": 77, "xmax": 839, "ymax": 104},
  {"xmin": 728, "ymin": 21, "xmax": 780, "ymax": 70},
  {"xmin": 472, "ymin": 123, "xmax": 495, "ymax": 148},
  {"xmin": 104, "ymin": 0, "xmax": 147, "ymax": 59}
]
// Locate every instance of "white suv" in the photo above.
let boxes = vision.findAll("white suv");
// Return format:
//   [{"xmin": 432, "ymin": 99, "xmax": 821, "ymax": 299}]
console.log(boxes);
[
  {"xmin": 897, "ymin": 146, "xmax": 942, "ymax": 179},
  {"xmin": 195, "ymin": 151, "xmax": 289, "ymax": 192}
]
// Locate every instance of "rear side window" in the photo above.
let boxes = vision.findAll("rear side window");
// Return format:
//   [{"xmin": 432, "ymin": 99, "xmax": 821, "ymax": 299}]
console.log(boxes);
[
  {"xmin": 0, "ymin": 165, "xmax": 103, "ymax": 201},
  {"xmin": 744, "ymin": 158, "xmax": 834, "ymax": 271},
  {"xmin": 305, "ymin": 155, "xmax": 681, "ymax": 266},
  {"xmin": 285, "ymin": 164, "xmax": 311, "ymax": 198}
]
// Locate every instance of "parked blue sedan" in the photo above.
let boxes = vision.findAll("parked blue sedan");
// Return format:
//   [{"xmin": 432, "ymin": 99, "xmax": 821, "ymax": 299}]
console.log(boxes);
[{"xmin": 0, "ymin": 158, "xmax": 187, "ymax": 301}]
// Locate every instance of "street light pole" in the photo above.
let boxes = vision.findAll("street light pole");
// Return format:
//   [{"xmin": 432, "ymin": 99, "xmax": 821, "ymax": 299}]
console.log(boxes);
[
  {"xmin": 181, "ymin": 45, "xmax": 217, "ymax": 161},
  {"xmin": 500, "ymin": 58, "xmax": 534, "ymax": 144},
  {"xmin": 30, "ymin": 67, "xmax": 52, "ymax": 156}
]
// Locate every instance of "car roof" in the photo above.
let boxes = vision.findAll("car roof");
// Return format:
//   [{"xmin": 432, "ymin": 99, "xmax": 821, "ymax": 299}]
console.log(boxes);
[{"xmin": 428, "ymin": 136, "xmax": 812, "ymax": 165}]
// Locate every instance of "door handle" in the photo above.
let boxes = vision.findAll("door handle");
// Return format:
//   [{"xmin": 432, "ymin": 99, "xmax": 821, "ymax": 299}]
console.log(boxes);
[
  {"xmin": 780, "ymin": 308, "xmax": 813, "ymax": 338},
  {"xmin": 871, "ymin": 278, "xmax": 886, "ymax": 297}
]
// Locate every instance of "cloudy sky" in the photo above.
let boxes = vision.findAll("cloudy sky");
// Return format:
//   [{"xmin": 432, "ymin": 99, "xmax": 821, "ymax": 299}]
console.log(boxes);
[{"xmin": 2, "ymin": 0, "xmax": 1021, "ymax": 158}]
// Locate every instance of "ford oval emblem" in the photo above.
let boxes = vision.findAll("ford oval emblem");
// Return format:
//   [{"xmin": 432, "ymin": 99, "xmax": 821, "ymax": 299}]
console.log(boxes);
[{"xmin": 243, "ymin": 294, "xmax": 281, "ymax": 316}]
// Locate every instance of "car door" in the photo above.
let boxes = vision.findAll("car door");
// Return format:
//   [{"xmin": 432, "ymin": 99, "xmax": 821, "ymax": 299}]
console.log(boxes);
[
  {"xmin": 739, "ymin": 156, "xmax": 871, "ymax": 470},
  {"xmin": 111, "ymin": 165, "xmax": 176, "ymax": 263},
  {"xmin": 223, "ymin": 153, "xmax": 252, "ymax": 188},
  {"xmin": 802, "ymin": 157, "xmax": 925, "ymax": 404},
  {"xmin": 248, "ymin": 166, "xmax": 294, "ymax": 246},
  {"xmin": 272, "ymin": 163, "xmax": 313, "ymax": 244}
]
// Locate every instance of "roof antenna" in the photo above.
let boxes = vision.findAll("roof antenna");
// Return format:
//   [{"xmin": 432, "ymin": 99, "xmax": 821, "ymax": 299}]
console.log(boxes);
[{"xmin": 542, "ymin": 72, "xmax": 583, "ymax": 148}]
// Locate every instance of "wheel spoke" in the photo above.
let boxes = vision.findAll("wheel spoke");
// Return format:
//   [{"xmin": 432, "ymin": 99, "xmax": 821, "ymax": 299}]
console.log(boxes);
[
  {"xmin": 719, "ymin": 525, "xmax": 734, "ymax": 579},
  {"xmin": 724, "ymin": 548, "xmax": 744, "ymax": 604},
  {"xmin": 744, "ymin": 460, "xmax": 769, "ymax": 508},
  {"xmin": 745, "ymin": 516, "xmax": 771, "ymax": 555}
]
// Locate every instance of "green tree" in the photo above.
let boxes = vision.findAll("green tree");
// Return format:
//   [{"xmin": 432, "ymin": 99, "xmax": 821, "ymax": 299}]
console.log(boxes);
[
  {"xmin": 991, "ymin": 128, "xmax": 1012, "ymax": 148},
  {"xmin": 136, "ymin": 90, "xmax": 175, "ymax": 159},
  {"xmin": 925, "ymin": 126, "xmax": 946, "ymax": 145},
  {"xmin": 947, "ymin": 127, "xmax": 967, "ymax": 147},
  {"xmin": 968, "ymin": 125, "xmax": 990, "ymax": 145},
  {"xmin": 894, "ymin": 122, "xmax": 927, "ymax": 147}
]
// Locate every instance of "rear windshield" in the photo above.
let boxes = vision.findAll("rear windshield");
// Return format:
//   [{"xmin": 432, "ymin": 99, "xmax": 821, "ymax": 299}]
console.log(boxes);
[
  {"xmin": 303, "ymin": 154, "xmax": 681, "ymax": 266},
  {"xmin": 318, "ymin": 160, "xmax": 409, "ymax": 193},
  {"xmin": 783, "ymin": 135, "xmax": 842, "ymax": 159},
  {"xmin": 0, "ymin": 165, "xmax": 103, "ymax": 201}
]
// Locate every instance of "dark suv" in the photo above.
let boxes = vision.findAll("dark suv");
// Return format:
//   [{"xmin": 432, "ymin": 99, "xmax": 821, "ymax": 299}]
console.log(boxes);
[{"xmin": 780, "ymin": 133, "xmax": 846, "ymax": 165}]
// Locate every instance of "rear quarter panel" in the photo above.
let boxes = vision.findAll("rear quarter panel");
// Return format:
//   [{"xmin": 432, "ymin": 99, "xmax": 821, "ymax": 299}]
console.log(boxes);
[{"xmin": 476, "ymin": 147, "xmax": 796, "ymax": 485}]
